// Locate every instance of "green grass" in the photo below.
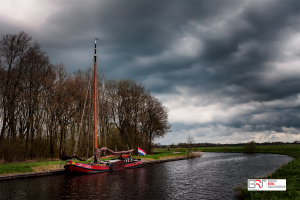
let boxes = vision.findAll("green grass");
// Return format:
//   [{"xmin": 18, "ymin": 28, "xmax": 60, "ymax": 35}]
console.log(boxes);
[
  {"xmin": 0, "ymin": 160, "xmax": 62, "ymax": 175},
  {"xmin": 199, "ymin": 144, "xmax": 300, "ymax": 200}
]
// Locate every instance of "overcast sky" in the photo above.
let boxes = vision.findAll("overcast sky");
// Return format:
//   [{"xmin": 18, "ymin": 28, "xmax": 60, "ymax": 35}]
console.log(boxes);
[{"xmin": 1, "ymin": 0, "xmax": 299, "ymax": 145}]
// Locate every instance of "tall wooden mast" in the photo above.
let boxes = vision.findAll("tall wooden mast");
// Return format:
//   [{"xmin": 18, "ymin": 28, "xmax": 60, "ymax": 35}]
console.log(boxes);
[
  {"xmin": 94, "ymin": 38, "xmax": 102, "ymax": 151},
  {"xmin": 94, "ymin": 39, "xmax": 97, "ymax": 150},
  {"xmin": 94, "ymin": 38, "xmax": 102, "ymax": 163}
]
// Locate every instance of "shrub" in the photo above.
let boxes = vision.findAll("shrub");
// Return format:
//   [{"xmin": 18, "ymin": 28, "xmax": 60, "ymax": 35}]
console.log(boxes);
[
  {"xmin": 177, "ymin": 146, "xmax": 181, "ymax": 151},
  {"xmin": 243, "ymin": 141, "xmax": 256, "ymax": 153},
  {"xmin": 167, "ymin": 146, "xmax": 170, "ymax": 151}
]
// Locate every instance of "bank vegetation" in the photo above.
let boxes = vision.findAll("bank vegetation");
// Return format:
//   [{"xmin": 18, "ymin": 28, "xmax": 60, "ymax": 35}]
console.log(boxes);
[{"xmin": 0, "ymin": 31, "xmax": 171, "ymax": 162}]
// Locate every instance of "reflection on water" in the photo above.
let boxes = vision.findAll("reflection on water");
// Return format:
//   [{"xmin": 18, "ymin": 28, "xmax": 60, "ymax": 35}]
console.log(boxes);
[{"xmin": 0, "ymin": 153, "xmax": 293, "ymax": 200}]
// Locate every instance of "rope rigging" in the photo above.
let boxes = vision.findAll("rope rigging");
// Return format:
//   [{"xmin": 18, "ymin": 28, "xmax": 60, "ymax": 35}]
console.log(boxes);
[
  {"xmin": 71, "ymin": 49, "xmax": 106, "ymax": 158},
  {"xmin": 73, "ymin": 62, "xmax": 93, "ymax": 156},
  {"xmin": 63, "ymin": 42, "xmax": 135, "ymax": 160}
]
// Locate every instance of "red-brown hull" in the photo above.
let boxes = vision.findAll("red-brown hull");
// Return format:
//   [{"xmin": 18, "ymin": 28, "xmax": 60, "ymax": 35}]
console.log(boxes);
[
  {"xmin": 64, "ymin": 159, "xmax": 143, "ymax": 174},
  {"xmin": 125, "ymin": 160, "xmax": 143, "ymax": 169},
  {"xmin": 65, "ymin": 162, "xmax": 111, "ymax": 173}
]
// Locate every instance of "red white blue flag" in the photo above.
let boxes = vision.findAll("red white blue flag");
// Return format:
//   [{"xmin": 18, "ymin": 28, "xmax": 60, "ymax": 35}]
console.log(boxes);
[{"xmin": 138, "ymin": 147, "xmax": 146, "ymax": 156}]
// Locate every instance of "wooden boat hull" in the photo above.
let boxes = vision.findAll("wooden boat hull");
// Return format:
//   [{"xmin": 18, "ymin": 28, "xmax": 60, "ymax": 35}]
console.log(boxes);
[
  {"xmin": 125, "ymin": 159, "xmax": 143, "ymax": 169},
  {"xmin": 64, "ymin": 159, "xmax": 143, "ymax": 173},
  {"xmin": 65, "ymin": 162, "xmax": 111, "ymax": 173}
]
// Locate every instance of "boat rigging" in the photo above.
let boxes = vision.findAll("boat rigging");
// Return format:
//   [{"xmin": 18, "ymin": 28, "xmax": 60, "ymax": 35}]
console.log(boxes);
[{"xmin": 62, "ymin": 39, "xmax": 143, "ymax": 173}]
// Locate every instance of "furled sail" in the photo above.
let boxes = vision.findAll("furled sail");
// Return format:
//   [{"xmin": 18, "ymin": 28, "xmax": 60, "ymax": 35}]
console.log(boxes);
[{"xmin": 94, "ymin": 147, "xmax": 134, "ymax": 157}]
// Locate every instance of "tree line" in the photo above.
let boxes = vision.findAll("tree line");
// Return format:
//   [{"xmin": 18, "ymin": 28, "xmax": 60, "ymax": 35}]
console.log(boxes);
[{"xmin": 0, "ymin": 31, "xmax": 171, "ymax": 162}]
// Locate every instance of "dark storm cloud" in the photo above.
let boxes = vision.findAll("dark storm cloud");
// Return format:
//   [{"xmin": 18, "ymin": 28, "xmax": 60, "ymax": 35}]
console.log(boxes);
[
  {"xmin": 35, "ymin": 1, "xmax": 242, "ymax": 73},
  {"xmin": 201, "ymin": 1, "xmax": 300, "ymax": 100}
]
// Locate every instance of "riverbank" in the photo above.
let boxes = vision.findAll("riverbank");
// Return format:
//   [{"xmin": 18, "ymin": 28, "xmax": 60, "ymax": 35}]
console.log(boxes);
[
  {"xmin": 200, "ymin": 144, "xmax": 300, "ymax": 200},
  {"xmin": 0, "ymin": 150, "xmax": 200, "ymax": 180}
]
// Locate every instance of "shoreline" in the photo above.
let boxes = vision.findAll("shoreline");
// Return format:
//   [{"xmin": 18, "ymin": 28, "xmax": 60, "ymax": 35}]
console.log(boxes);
[
  {"xmin": 0, "ymin": 169, "xmax": 66, "ymax": 181},
  {"xmin": 0, "ymin": 154, "xmax": 200, "ymax": 181}
]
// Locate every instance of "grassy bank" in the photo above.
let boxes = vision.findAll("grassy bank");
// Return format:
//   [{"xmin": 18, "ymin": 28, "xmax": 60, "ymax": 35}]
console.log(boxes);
[
  {"xmin": 0, "ymin": 148, "xmax": 193, "ymax": 176},
  {"xmin": 0, "ymin": 160, "xmax": 63, "ymax": 175},
  {"xmin": 136, "ymin": 148, "xmax": 188, "ymax": 161},
  {"xmin": 200, "ymin": 144, "xmax": 300, "ymax": 200}
]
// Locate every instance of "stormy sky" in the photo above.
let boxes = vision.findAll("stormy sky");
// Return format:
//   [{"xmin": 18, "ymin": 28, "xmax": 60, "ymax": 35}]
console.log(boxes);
[{"xmin": 1, "ymin": 0, "xmax": 299, "ymax": 144}]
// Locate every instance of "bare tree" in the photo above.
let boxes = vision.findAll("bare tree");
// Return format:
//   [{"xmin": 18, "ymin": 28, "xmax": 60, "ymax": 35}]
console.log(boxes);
[
  {"xmin": 0, "ymin": 31, "xmax": 32, "ymax": 143},
  {"xmin": 187, "ymin": 134, "xmax": 195, "ymax": 158},
  {"xmin": 140, "ymin": 93, "xmax": 171, "ymax": 153}
]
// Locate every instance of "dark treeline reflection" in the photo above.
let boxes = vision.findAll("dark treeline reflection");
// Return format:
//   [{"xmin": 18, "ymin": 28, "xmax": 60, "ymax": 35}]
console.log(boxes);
[{"xmin": 0, "ymin": 31, "xmax": 171, "ymax": 162}]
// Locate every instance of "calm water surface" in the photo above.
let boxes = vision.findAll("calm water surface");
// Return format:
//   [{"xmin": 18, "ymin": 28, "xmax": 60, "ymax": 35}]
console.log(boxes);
[{"xmin": 0, "ymin": 153, "xmax": 293, "ymax": 200}]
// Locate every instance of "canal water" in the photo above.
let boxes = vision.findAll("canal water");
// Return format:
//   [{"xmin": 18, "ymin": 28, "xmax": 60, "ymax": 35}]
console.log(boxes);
[{"xmin": 0, "ymin": 153, "xmax": 293, "ymax": 200}]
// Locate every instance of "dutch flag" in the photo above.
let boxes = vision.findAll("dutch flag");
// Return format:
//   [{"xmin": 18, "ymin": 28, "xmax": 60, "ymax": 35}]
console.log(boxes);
[{"xmin": 138, "ymin": 147, "xmax": 146, "ymax": 156}]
